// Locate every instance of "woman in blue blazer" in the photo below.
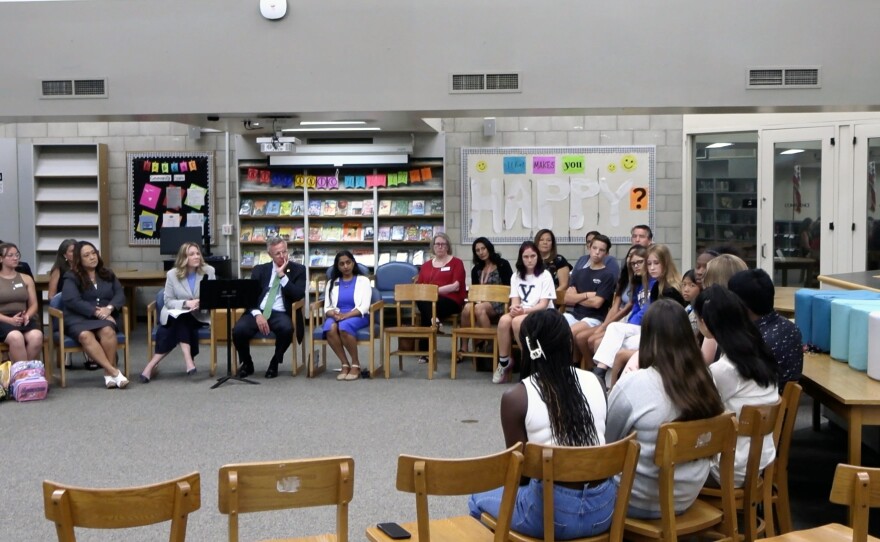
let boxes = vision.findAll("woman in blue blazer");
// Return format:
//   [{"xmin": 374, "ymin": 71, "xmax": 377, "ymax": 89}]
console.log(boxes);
[{"xmin": 140, "ymin": 242, "xmax": 215, "ymax": 382}]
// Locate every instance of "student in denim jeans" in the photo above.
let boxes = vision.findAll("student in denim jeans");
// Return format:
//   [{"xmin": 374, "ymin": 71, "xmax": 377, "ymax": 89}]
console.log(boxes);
[{"xmin": 469, "ymin": 310, "xmax": 617, "ymax": 539}]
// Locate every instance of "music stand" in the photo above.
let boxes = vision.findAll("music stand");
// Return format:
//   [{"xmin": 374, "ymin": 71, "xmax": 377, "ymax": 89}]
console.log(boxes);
[{"xmin": 200, "ymin": 278, "xmax": 262, "ymax": 389}]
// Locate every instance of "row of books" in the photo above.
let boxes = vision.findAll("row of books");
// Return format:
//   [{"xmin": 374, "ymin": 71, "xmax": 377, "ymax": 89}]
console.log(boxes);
[
  {"xmin": 241, "ymin": 248, "xmax": 428, "ymax": 269},
  {"xmin": 238, "ymin": 198, "xmax": 443, "ymax": 217},
  {"xmin": 241, "ymin": 223, "xmax": 443, "ymax": 243}
]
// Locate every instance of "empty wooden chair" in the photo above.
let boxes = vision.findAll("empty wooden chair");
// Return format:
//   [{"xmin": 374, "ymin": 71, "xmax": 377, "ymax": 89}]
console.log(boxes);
[
  {"xmin": 365, "ymin": 443, "xmax": 524, "ymax": 542},
  {"xmin": 480, "ymin": 433, "xmax": 640, "ymax": 542},
  {"xmin": 771, "ymin": 381, "xmax": 803, "ymax": 535},
  {"xmin": 42, "ymin": 472, "xmax": 200, "ymax": 541},
  {"xmin": 624, "ymin": 412, "xmax": 739, "ymax": 542},
  {"xmin": 383, "ymin": 283, "xmax": 439, "ymax": 379},
  {"xmin": 451, "ymin": 284, "xmax": 510, "ymax": 379},
  {"xmin": 761, "ymin": 463, "xmax": 880, "ymax": 542},
  {"xmin": 218, "ymin": 456, "xmax": 354, "ymax": 542}
]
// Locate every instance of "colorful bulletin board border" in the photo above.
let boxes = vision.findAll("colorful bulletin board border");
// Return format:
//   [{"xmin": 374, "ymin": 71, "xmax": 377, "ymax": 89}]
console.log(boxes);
[
  {"xmin": 461, "ymin": 146, "xmax": 655, "ymax": 245},
  {"xmin": 127, "ymin": 151, "xmax": 214, "ymax": 246}
]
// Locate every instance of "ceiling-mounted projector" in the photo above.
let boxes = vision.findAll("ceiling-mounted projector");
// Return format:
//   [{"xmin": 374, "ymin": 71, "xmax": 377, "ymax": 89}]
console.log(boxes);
[{"xmin": 257, "ymin": 136, "xmax": 302, "ymax": 154}]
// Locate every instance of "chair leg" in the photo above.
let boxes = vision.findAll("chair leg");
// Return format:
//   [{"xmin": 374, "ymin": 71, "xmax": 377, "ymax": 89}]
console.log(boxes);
[
  {"xmin": 427, "ymin": 335, "xmax": 435, "ymax": 380},
  {"xmin": 775, "ymin": 476, "xmax": 792, "ymax": 534},
  {"xmin": 450, "ymin": 332, "xmax": 458, "ymax": 380},
  {"xmin": 384, "ymin": 335, "xmax": 391, "ymax": 379}
]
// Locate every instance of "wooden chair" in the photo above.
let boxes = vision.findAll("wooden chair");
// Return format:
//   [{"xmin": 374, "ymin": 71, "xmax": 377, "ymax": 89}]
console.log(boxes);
[
  {"xmin": 0, "ymin": 339, "xmax": 51, "ymax": 379},
  {"xmin": 555, "ymin": 289, "xmax": 567, "ymax": 314},
  {"xmin": 365, "ymin": 443, "xmax": 524, "ymax": 542},
  {"xmin": 146, "ymin": 289, "xmax": 218, "ymax": 376},
  {"xmin": 218, "ymin": 456, "xmax": 354, "ymax": 542},
  {"xmin": 701, "ymin": 399, "xmax": 784, "ymax": 542},
  {"xmin": 480, "ymin": 433, "xmax": 640, "ymax": 542},
  {"xmin": 624, "ymin": 412, "xmax": 739, "ymax": 542},
  {"xmin": 761, "ymin": 463, "xmax": 880, "ymax": 542},
  {"xmin": 47, "ymin": 293, "xmax": 130, "ymax": 388},
  {"xmin": 42, "ymin": 472, "xmax": 200, "ymax": 541},
  {"xmin": 383, "ymin": 283, "xmax": 439, "ymax": 379},
  {"xmin": 309, "ymin": 286, "xmax": 384, "ymax": 378},
  {"xmin": 212, "ymin": 298, "xmax": 306, "ymax": 377},
  {"xmin": 450, "ymin": 284, "xmax": 510, "ymax": 379},
  {"xmin": 771, "ymin": 381, "xmax": 803, "ymax": 535}
]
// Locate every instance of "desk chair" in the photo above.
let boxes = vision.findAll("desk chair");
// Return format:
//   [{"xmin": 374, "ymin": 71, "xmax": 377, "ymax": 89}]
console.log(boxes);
[
  {"xmin": 384, "ymin": 283, "xmax": 438, "ymax": 379},
  {"xmin": 365, "ymin": 444, "xmax": 524, "ymax": 542},
  {"xmin": 147, "ymin": 289, "xmax": 218, "ymax": 376},
  {"xmin": 451, "ymin": 284, "xmax": 510, "ymax": 379},
  {"xmin": 701, "ymin": 399, "xmax": 783, "ymax": 541},
  {"xmin": 218, "ymin": 456, "xmax": 354, "ymax": 542},
  {"xmin": 480, "ymin": 434, "xmax": 640, "ymax": 542},
  {"xmin": 375, "ymin": 262, "xmax": 418, "ymax": 306},
  {"xmin": 47, "ymin": 294, "xmax": 130, "ymax": 388},
  {"xmin": 624, "ymin": 412, "xmax": 738, "ymax": 542},
  {"xmin": 761, "ymin": 463, "xmax": 880, "ymax": 542},
  {"xmin": 771, "ymin": 382, "xmax": 803, "ymax": 535},
  {"xmin": 43, "ymin": 472, "xmax": 200, "ymax": 542}
]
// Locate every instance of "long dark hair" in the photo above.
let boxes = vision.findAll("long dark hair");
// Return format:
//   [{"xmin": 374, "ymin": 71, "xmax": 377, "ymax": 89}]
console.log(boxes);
[
  {"xmin": 534, "ymin": 228, "xmax": 558, "ymax": 267},
  {"xmin": 471, "ymin": 236, "xmax": 504, "ymax": 268},
  {"xmin": 519, "ymin": 310, "xmax": 599, "ymax": 446},
  {"xmin": 50, "ymin": 238, "xmax": 77, "ymax": 276},
  {"xmin": 615, "ymin": 244, "xmax": 640, "ymax": 297},
  {"xmin": 71, "ymin": 241, "xmax": 114, "ymax": 291},
  {"xmin": 515, "ymin": 241, "xmax": 546, "ymax": 280},
  {"xmin": 327, "ymin": 250, "xmax": 363, "ymax": 298},
  {"xmin": 639, "ymin": 299, "xmax": 724, "ymax": 421},
  {"xmin": 626, "ymin": 245, "xmax": 649, "ymax": 300},
  {"xmin": 693, "ymin": 285, "xmax": 777, "ymax": 388}
]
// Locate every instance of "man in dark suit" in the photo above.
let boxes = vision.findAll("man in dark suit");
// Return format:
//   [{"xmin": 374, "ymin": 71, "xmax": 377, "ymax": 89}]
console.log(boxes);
[{"xmin": 232, "ymin": 237, "xmax": 306, "ymax": 378}]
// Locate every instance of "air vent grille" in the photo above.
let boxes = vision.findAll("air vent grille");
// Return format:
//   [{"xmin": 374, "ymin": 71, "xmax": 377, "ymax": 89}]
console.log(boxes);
[
  {"xmin": 41, "ymin": 78, "xmax": 108, "ymax": 99},
  {"xmin": 450, "ymin": 72, "xmax": 521, "ymax": 93},
  {"xmin": 747, "ymin": 67, "xmax": 820, "ymax": 89}
]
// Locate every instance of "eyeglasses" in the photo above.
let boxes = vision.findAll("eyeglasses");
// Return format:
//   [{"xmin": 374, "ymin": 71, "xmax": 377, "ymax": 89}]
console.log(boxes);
[
  {"xmin": 3, "ymin": 252, "xmax": 21, "ymax": 259},
  {"xmin": 433, "ymin": 242, "xmax": 448, "ymax": 247},
  {"xmin": 630, "ymin": 259, "xmax": 645, "ymax": 267}
]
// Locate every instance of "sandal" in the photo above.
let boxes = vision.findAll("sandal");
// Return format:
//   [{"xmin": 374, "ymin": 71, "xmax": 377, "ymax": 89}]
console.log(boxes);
[
  {"xmin": 337, "ymin": 365, "xmax": 350, "ymax": 381},
  {"xmin": 345, "ymin": 364, "xmax": 361, "ymax": 380}
]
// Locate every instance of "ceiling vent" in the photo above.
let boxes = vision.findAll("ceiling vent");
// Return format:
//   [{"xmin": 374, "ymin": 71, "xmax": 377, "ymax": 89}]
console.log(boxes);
[
  {"xmin": 40, "ymin": 78, "xmax": 108, "ymax": 99},
  {"xmin": 746, "ymin": 67, "xmax": 820, "ymax": 89},
  {"xmin": 450, "ymin": 72, "xmax": 521, "ymax": 94}
]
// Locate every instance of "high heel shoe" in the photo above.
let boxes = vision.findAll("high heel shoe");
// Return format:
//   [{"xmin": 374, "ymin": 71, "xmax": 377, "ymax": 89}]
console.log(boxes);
[
  {"xmin": 186, "ymin": 367, "xmax": 197, "ymax": 376},
  {"xmin": 139, "ymin": 374, "xmax": 150, "ymax": 384}
]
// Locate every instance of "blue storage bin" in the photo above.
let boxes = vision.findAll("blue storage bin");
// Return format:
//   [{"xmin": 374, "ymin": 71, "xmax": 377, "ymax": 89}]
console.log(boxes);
[
  {"xmin": 810, "ymin": 291, "xmax": 880, "ymax": 352},
  {"xmin": 829, "ymin": 299, "xmax": 880, "ymax": 362}
]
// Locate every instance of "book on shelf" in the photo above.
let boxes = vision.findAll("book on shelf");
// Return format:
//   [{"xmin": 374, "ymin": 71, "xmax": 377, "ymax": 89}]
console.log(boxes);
[
  {"xmin": 412, "ymin": 249, "xmax": 425, "ymax": 266},
  {"xmin": 278, "ymin": 226, "xmax": 293, "ymax": 241},
  {"xmin": 291, "ymin": 200, "xmax": 306, "ymax": 216},
  {"xmin": 363, "ymin": 225, "xmax": 375, "ymax": 241},
  {"xmin": 292, "ymin": 226, "xmax": 305, "ymax": 241},
  {"xmin": 317, "ymin": 279, "xmax": 327, "ymax": 293},
  {"xmin": 310, "ymin": 248, "xmax": 329, "ymax": 266},
  {"xmin": 265, "ymin": 200, "xmax": 281, "ymax": 216},
  {"xmin": 290, "ymin": 248, "xmax": 305, "ymax": 264},
  {"xmin": 279, "ymin": 201, "xmax": 293, "ymax": 216},
  {"xmin": 348, "ymin": 200, "xmax": 363, "ymax": 216},
  {"xmin": 257, "ymin": 252, "xmax": 272, "ymax": 265},
  {"xmin": 342, "ymin": 222, "xmax": 362, "ymax": 241},
  {"xmin": 395, "ymin": 251, "xmax": 410, "ymax": 263},
  {"xmin": 391, "ymin": 200, "xmax": 409, "ymax": 216},
  {"xmin": 361, "ymin": 199, "xmax": 374, "ymax": 216},
  {"xmin": 433, "ymin": 225, "xmax": 445, "ymax": 237},
  {"xmin": 241, "ymin": 251, "xmax": 255, "ymax": 266},
  {"xmin": 377, "ymin": 200, "xmax": 392, "ymax": 216},
  {"xmin": 252, "ymin": 226, "xmax": 267, "ymax": 242},
  {"xmin": 323, "ymin": 224, "xmax": 343, "ymax": 241},
  {"xmin": 308, "ymin": 225, "xmax": 323, "ymax": 241},
  {"xmin": 418, "ymin": 224, "xmax": 433, "ymax": 242},
  {"xmin": 377, "ymin": 226, "xmax": 391, "ymax": 241},
  {"xmin": 410, "ymin": 200, "xmax": 425, "ymax": 215},
  {"xmin": 336, "ymin": 200, "xmax": 349, "ymax": 216},
  {"xmin": 322, "ymin": 200, "xmax": 337, "ymax": 216},
  {"xmin": 240, "ymin": 225, "xmax": 254, "ymax": 242},
  {"xmin": 239, "ymin": 199, "xmax": 254, "ymax": 215},
  {"xmin": 378, "ymin": 252, "xmax": 391, "ymax": 266},
  {"xmin": 252, "ymin": 200, "xmax": 268, "ymax": 216},
  {"xmin": 353, "ymin": 249, "xmax": 374, "ymax": 268},
  {"xmin": 404, "ymin": 224, "xmax": 419, "ymax": 241},
  {"xmin": 390, "ymin": 225, "xmax": 406, "ymax": 241},
  {"xmin": 265, "ymin": 225, "xmax": 279, "ymax": 239},
  {"xmin": 429, "ymin": 199, "xmax": 444, "ymax": 215},
  {"xmin": 307, "ymin": 200, "xmax": 322, "ymax": 216}
]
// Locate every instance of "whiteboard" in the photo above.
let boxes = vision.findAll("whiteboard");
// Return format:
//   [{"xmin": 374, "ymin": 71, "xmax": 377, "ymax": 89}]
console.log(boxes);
[{"xmin": 461, "ymin": 146, "xmax": 654, "ymax": 245}]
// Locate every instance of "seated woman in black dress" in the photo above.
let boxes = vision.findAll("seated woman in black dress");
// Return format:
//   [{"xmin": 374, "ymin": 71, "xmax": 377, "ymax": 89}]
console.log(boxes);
[
  {"xmin": 61, "ymin": 241, "xmax": 128, "ymax": 389},
  {"xmin": 459, "ymin": 237, "xmax": 513, "ymax": 355},
  {"xmin": 535, "ymin": 228, "xmax": 572, "ymax": 294}
]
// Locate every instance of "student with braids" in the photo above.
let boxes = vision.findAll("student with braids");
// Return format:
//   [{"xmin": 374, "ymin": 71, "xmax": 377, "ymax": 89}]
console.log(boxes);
[
  {"xmin": 469, "ymin": 310, "xmax": 616, "ymax": 539},
  {"xmin": 693, "ymin": 285, "xmax": 778, "ymax": 487},
  {"xmin": 605, "ymin": 299, "xmax": 724, "ymax": 518}
]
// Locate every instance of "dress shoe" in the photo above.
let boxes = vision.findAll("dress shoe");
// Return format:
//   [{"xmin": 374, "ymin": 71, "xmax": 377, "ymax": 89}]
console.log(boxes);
[
  {"xmin": 237, "ymin": 362, "xmax": 254, "ymax": 378},
  {"xmin": 139, "ymin": 374, "xmax": 150, "ymax": 384},
  {"xmin": 186, "ymin": 367, "xmax": 197, "ymax": 376},
  {"xmin": 265, "ymin": 363, "xmax": 279, "ymax": 379}
]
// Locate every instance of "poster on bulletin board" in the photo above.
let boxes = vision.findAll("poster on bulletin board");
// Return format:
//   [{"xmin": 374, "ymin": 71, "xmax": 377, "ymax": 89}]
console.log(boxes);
[
  {"xmin": 127, "ymin": 152, "xmax": 213, "ymax": 246},
  {"xmin": 461, "ymin": 146, "xmax": 654, "ymax": 245}
]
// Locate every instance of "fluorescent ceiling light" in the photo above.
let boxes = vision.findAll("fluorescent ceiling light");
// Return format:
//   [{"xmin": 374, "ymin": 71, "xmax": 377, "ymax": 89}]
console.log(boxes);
[
  {"xmin": 282, "ymin": 127, "xmax": 381, "ymax": 133},
  {"xmin": 706, "ymin": 142, "xmax": 733, "ymax": 149},
  {"xmin": 780, "ymin": 149, "xmax": 805, "ymax": 155},
  {"xmin": 299, "ymin": 121, "xmax": 367, "ymax": 126}
]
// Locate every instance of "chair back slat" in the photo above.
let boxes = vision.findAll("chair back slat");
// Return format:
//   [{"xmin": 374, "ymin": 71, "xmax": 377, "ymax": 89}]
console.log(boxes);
[
  {"xmin": 394, "ymin": 283, "xmax": 438, "ymax": 303},
  {"xmin": 829, "ymin": 464, "xmax": 880, "ymax": 542}
]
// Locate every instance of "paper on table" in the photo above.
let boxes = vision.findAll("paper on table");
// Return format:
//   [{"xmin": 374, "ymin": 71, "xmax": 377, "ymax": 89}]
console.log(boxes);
[{"xmin": 166, "ymin": 308, "xmax": 193, "ymax": 318}]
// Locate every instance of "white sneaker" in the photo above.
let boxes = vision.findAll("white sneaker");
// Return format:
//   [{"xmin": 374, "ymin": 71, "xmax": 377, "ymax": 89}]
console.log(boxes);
[
  {"xmin": 104, "ymin": 375, "xmax": 116, "ymax": 389},
  {"xmin": 113, "ymin": 372, "xmax": 129, "ymax": 389},
  {"xmin": 492, "ymin": 362, "xmax": 511, "ymax": 384}
]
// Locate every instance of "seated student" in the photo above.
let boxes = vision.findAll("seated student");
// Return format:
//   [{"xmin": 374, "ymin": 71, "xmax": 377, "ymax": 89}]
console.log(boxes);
[
  {"xmin": 572, "ymin": 231, "xmax": 620, "ymax": 281},
  {"xmin": 700, "ymin": 253, "xmax": 749, "ymax": 364},
  {"xmin": 728, "ymin": 268, "xmax": 803, "ymax": 390},
  {"xmin": 566, "ymin": 234, "xmax": 616, "ymax": 346},
  {"xmin": 694, "ymin": 249, "xmax": 718, "ymax": 287},
  {"xmin": 606, "ymin": 299, "xmax": 725, "ymax": 518},
  {"xmin": 469, "ymin": 310, "xmax": 615, "ymax": 539},
  {"xmin": 459, "ymin": 237, "xmax": 513, "ymax": 356},
  {"xmin": 681, "ymin": 269, "xmax": 701, "ymax": 334},
  {"xmin": 693, "ymin": 285, "xmax": 779, "ymax": 488}
]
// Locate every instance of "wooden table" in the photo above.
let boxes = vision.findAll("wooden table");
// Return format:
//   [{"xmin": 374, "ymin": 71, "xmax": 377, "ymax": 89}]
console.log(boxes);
[
  {"xmin": 774, "ymin": 286, "xmax": 798, "ymax": 318},
  {"xmin": 800, "ymin": 353, "xmax": 880, "ymax": 466},
  {"xmin": 774, "ymin": 256, "xmax": 818, "ymax": 287},
  {"xmin": 818, "ymin": 270, "xmax": 880, "ymax": 293}
]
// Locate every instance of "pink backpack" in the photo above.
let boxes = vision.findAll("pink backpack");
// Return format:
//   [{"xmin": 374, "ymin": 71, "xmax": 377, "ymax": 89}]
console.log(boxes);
[{"xmin": 9, "ymin": 361, "xmax": 48, "ymax": 402}]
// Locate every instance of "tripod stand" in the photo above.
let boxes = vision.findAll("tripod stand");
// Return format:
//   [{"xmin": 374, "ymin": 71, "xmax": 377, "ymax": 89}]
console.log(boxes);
[{"xmin": 200, "ymin": 279, "xmax": 262, "ymax": 389}]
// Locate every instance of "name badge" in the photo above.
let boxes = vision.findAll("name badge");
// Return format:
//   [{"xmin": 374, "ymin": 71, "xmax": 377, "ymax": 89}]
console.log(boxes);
[{"xmin": 440, "ymin": 266, "xmax": 451, "ymax": 272}]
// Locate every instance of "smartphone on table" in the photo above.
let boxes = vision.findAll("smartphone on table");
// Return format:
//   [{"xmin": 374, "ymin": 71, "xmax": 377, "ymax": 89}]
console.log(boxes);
[{"xmin": 376, "ymin": 522, "xmax": 411, "ymax": 539}]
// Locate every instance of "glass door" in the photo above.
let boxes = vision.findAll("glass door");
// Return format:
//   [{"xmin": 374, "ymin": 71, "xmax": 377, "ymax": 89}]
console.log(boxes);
[
  {"xmin": 853, "ymin": 125, "xmax": 880, "ymax": 271},
  {"xmin": 759, "ymin": 127, "xmax": 834, "ymax": 286}
]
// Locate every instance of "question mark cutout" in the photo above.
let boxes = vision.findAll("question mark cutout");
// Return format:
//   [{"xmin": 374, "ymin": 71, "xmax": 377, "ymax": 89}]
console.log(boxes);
[{"xmin": 630, "ymin": 187, "xmax": 648, "ymax": 210}]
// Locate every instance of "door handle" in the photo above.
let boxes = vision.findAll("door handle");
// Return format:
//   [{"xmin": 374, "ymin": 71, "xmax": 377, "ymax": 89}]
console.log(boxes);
[{"xmin": 761, "ymin": 244, "xmax": 766, "ymax": 259}]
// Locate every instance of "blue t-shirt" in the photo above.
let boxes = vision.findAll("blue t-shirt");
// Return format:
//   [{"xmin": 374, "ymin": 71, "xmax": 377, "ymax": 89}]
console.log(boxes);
[{"xmin": 627, "ymin": 277, "xmax": 657, "ymax": 326}]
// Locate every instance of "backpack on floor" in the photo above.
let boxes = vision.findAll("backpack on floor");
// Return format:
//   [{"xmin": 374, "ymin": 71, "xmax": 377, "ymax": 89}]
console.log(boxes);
[{"xmin": 9, "ymin": 360, "xmax": 48, "ymax": 402}]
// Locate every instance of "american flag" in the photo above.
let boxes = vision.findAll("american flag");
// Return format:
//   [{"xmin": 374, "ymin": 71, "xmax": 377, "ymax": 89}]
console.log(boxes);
[
  {"xmin": 792, "ymin": 165, "xmax": 802, "ymax": 214},
  {"xmin": 870, "ymin": 162, "xmax": 876, "ymax": 212}
]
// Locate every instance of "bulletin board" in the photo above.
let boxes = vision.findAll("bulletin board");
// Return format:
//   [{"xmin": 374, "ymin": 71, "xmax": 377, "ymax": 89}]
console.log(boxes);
[
  {"xmin": 461, "ymin": 146, "xmax": 655, "ymax": 245},
  {"xmin": 127, "ymin": 152, "xmax": 214, "ymax": 246}
]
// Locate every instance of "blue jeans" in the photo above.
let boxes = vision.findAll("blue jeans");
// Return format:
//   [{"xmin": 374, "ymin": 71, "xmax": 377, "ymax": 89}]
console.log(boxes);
[{"xmin": 468, "ymin": 478, "xmax": 618, "ymax": 540}]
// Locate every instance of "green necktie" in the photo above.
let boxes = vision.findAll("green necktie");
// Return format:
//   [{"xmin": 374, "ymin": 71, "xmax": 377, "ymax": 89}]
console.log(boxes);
[{"xmin": 262, "ymin": 274, "xmax": 281, "ymax": 319}]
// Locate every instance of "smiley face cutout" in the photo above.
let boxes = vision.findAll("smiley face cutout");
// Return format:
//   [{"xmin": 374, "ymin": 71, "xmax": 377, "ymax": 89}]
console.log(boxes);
[
  {"xmin": 476, "ymin": 160, "xmax": 488, "ymax": 172},
  {"xmin": 607, "ymin": 162, "xmax": 617, "ymax": 173},
  {"xmin": 621, "ymin": 154, "xmax": 638, "ymax": 171}
]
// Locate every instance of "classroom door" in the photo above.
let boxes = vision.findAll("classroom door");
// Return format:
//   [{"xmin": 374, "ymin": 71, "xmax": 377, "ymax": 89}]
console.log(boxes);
[{"xmin": 759, "ymin": 127, "xmax": 835, "ymax": 286}]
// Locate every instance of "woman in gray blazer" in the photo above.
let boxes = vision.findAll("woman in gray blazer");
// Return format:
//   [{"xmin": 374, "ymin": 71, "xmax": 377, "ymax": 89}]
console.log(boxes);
[{"xmin": 140, "ymin": 242, "xmax": 215, "ymax": 382}]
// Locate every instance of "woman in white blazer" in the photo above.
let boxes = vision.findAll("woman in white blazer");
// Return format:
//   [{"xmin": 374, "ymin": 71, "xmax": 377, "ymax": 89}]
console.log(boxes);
[
  {"xmin": 323, "ymin": 250, "xmax": 372, "ymax": 381},
  {"xmin": 140, "ymin": 242, "xmax": 215, "ymax": 382}
]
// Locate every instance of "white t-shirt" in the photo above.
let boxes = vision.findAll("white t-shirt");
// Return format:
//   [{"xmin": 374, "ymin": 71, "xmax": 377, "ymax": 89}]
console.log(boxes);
[
  {"xmin": 524, "ymin": 369, "xmax": 607, "ymax": 445},
  {"xmin": 509, "ymin": 270, "xmax": 556, "ymax": 309}
]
